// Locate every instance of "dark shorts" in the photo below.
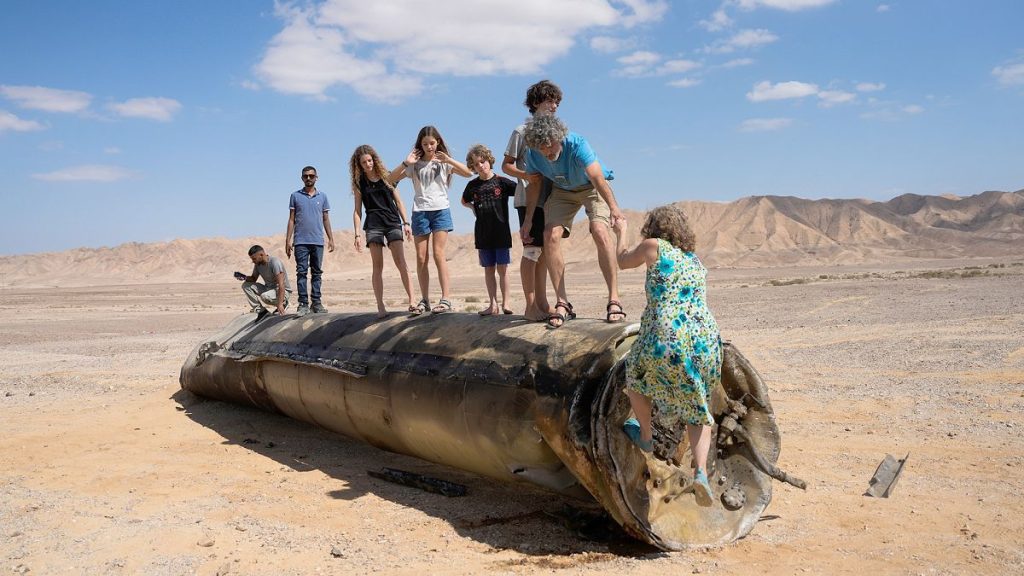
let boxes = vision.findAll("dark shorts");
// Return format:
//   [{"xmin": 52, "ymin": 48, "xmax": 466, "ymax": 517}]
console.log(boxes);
[
  {"xmin": 516, "ymin": 206, "xmax": 545, "ymax": 247},
  {"xmin": 478, "ymin": 248, "xmax": 511, "ymax": 267},
  {"xmin": 366, "ymin": 227, "xmax": 403, "ymax": 247}
]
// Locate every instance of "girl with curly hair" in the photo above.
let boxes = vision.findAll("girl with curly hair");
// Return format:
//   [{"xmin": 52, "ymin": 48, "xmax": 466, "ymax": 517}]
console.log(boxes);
[
  {"xmin": 389, "ymin": 126, "xmax": 472, "ymax": 315},
  {"xmin": 612, "ymin": 205, "xmax": 721, "ymax": 507},
  {"xmin": 349, "ymin": 144, "xmax": 415, "ymax": 318}
]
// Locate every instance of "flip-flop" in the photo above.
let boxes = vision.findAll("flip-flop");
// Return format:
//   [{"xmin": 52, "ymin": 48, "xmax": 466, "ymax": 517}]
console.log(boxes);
[
  {"xmin": 502, "ymin": 308, "xmax": 514, "ymax": 315},
  {"xmin": 692, "ymin": 468, "xmax": 714, "ymax": 507},
  {"xmin": 622, "ymin": 418, "xmax": 653, "ymax": 452},
  {"xmin": 478, "ymin": 308, "xmax": 495, "ymax": 316},
  {"xmin": 431, "ymin": 298, "xmax": 453, "ymax": 314}
]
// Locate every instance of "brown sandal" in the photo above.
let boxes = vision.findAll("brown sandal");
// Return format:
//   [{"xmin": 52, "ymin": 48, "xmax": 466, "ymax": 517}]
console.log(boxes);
[{"xmin": 606, "ymin": 300, "xmax": 627, "ymax": 323}]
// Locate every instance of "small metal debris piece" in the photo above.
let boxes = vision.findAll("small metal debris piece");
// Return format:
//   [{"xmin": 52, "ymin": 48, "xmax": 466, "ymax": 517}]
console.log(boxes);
[
  {"xmin": 865, "ymin": 453, "xmax": 909, "ymax": 498},
  {"xmin": 367, "ymin": 467, "xmax": 467, "ymax": 497}
]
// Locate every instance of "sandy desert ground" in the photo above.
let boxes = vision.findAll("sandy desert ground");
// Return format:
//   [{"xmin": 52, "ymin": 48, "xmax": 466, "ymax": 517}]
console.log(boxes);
[{"xmin": 2, "ymin": 258, "xmax": 1023, "ymax": 575}]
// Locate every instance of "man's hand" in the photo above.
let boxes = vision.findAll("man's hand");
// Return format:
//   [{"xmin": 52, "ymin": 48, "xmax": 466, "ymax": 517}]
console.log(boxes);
[
  {"xmin": 612, "ymin": 215, "xmax": 628, "ymax": 236},
  {"xmin": 354, "ymin": 236, "xmax": 363, "ymax": 253},
  {"xmin": 403, "ymin": 224, "xmax": 412, "ymax": 241},
  {"xmin": 276, "ymin": 303, "xmax": 286, "ymax": 315},
  {"xmin": 285, "ymin": 242, "xmax": 293, "ymax": 258},
  {"xmin": 327, "ymin": 238, "xmax": 336, "ymax": 253},
  {"xmin": 610, "ymin": 208, "xmax": 626, "ymax": 229}
]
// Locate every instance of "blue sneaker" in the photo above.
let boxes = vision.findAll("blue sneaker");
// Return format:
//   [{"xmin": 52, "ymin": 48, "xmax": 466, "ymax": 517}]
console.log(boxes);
[
  {"xmin": 693, "ymin": 468, "xmax": 714, "ymax": 507},
  {"xmin": 622, "ymin": 418, "xmax": 653, "ymax": 453}
]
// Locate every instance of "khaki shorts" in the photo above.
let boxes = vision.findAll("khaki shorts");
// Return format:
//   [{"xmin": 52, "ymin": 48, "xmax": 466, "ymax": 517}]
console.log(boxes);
[{"xmin": 543, "ymin": 185, "xmax": 610, "ymax": 238}]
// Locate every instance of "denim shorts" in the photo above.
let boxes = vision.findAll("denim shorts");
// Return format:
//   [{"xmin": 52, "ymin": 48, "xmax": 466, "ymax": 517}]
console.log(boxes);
[
  {"xmin": 411, "ymin": 208, "xmax": 454, "ymax": 237},
  {"xmin": 478, "ymin": 248, "xmax": 511, "ymax": 268},
  {"xmin": 366, "ymin": 227, "xmax": 403, "ymax": 247}
]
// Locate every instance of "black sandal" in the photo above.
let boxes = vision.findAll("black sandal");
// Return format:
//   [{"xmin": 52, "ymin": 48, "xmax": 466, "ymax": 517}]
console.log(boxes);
[
  {"xmin": 546, "ymin": 301, "xmax": 574, "ymax": 329},
  {"xmin": 606, "ymin": 300, "xmax": 627, "ymax": 323}
]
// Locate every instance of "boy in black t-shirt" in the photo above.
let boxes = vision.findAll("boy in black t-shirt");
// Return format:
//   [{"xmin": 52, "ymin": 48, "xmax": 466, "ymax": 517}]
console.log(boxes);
[{"xmin": 461, "ymin": 144, "xmax": 517, "ymax": 316}]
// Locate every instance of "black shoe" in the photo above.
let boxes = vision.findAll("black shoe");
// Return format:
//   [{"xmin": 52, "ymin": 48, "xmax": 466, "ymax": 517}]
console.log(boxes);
[
  {"xmin": 311, "ymin": 302, "xmax": 328, "ymax": 314},
  {"xmin": 255, "ymin": 308, "xmax": 270, "ymax": 322}
]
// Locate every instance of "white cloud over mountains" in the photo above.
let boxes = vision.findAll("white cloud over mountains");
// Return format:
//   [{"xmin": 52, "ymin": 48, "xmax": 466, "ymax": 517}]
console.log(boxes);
[
  {"xmin": 735, "ymin": 0, "xmax": 836, "ymax": 10},
  {"xmin": 614, "ymin": 50, "xmax": 700, "ymax": 77},
  {"xmin": 253, "ymin": 0, "xmax": 668, "ymax": 103}
]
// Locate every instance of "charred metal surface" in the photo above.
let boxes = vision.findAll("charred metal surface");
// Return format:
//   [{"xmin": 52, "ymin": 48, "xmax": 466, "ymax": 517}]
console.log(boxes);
[{"xmin": 180, "ymin": 312, "xmax": 793, "ymax": 550}]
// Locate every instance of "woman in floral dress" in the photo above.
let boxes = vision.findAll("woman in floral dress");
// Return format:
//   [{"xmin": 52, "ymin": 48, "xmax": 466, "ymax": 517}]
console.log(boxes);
[{"xmin": 612, "ymin": 205, "xmax": 722, "ymax": 506}]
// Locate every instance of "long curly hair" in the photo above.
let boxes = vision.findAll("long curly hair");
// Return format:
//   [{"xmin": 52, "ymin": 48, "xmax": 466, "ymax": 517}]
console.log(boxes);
[
  {"xmin": 348, "ymin": 144, "xmax": 394, "ymax": 196},
  {"xmin": 641, "ymin": 205, "xmax": 696, "ymax": 252}
]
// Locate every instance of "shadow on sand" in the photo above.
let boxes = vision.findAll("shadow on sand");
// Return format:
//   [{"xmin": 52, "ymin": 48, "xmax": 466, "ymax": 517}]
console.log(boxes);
[{"xmin": 171, "ymin": 388, "xmax": 659, "ymax": 562}]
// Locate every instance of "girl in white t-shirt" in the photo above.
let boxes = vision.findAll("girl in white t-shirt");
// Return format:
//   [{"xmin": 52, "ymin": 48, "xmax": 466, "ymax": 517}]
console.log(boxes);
[{"xmin": 389, "ymin": 125, "xmax": 472, "ymax": 315}]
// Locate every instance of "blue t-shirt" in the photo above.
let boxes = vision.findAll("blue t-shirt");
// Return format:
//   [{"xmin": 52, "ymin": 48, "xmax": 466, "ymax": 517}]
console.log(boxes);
[
  {"xmin": 525, "ymin": 132, "xmax": 613, "ymax": 191},
  {"xmin": 289, "ymin": 189, "xmax": 330, "ymax": 245}
]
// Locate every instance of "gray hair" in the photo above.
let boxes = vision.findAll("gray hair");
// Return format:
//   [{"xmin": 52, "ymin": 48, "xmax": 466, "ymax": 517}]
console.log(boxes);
[{"xmin": 524, "ymin": 114, "xmax": 569, "ymax": 150}]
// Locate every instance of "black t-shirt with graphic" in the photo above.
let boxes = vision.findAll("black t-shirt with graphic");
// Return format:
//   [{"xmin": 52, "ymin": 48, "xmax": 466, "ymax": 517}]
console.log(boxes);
[
  {"xmin": 360, "ymin": 175, "xmax": 402, "ymax": 230},
  {"xmin": 461, "ymin": 175, "xmax": 516, "ymax": 249}
]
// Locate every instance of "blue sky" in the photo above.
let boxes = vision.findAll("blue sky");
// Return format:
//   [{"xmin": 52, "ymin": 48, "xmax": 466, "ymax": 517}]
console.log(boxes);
[{"xmin": 1, "ymin": 0, "xmax": 1022, "ymax": 255}]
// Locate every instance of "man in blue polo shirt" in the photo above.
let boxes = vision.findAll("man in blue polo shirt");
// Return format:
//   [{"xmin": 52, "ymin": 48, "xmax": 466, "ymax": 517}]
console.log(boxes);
[
  {"xmin": 285, "ymin": 165, "xmax": 335, "ymax": 316},
  {"xmin": 520, "ymin": 114, "xmax": 626, "ymax": 329}
]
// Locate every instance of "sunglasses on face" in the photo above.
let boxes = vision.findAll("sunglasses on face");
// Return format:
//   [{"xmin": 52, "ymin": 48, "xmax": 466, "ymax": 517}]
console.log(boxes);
[{"xmin": 302, "ymin": 174, "xmax": 317, "ymax": 179}]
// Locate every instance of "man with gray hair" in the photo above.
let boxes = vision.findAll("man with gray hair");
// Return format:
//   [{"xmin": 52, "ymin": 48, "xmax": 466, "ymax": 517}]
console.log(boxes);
[{"xmin": 520, "ymin": 114, "xmax": 626, "ymax": 328}]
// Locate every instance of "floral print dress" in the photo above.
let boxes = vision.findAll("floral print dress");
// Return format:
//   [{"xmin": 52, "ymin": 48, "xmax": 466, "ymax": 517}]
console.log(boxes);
[{"xmin": 625, "ymin": 239, "xmax": 721, "ymax": 427}]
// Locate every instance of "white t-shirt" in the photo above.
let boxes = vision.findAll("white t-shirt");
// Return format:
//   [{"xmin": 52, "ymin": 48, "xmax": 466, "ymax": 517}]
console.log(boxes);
[{"xmin": 406, "ymin": 160, "xmax": 453, "ymax": 212}]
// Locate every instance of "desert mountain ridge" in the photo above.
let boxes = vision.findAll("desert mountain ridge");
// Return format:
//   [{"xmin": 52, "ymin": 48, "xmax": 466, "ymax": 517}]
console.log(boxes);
[{"xmin": 2, "ymin": 189, "xmax": 1021, "ymax": 287}]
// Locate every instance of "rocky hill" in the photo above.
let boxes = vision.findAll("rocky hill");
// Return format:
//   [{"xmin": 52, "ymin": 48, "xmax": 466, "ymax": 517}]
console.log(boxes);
[{"xmin": 2, "ymin": 189, "xmax": 1021, "ymax": 287}]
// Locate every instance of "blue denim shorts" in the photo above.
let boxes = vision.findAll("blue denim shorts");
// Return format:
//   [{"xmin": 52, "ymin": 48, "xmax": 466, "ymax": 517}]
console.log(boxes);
[
  {"xmin": 411, "ymin": 208, "xmax": 454, "ymax": 237},
  {"xmin": 478, "ymin": 248, "xmax": 511, "ymax": 268}
]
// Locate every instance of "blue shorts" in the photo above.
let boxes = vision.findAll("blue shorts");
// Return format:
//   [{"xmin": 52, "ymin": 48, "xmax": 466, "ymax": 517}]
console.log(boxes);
[
  {"xmin": 411, "ymin": 208, "xmax": 454, "ymax": 237},
  {"xmin": 478, "ymin": 248, "xmax": 511, "ymax": 268}
]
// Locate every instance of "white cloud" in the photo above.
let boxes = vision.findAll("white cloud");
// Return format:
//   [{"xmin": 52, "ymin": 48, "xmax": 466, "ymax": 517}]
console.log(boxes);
[
  {"xmin": 668, "ymin": 78, "xmax": 702, "ymax": 88},
  {"xmin": 0, "ymin": 110, "xmax": 44, "ymax": 132},
  {"xmin": 699, "ymin": 8, "xmax": 733, "ymax": 32},
  {"xmin": 856, "ymin": 82, "xmax": 886, "ymax": 92},
  {"xmin": 747, "ymin": 80, "xmax": 818, "ymax": 102},
  {"xmin": 736, "ymin": 0, "xmax": 836, "ymax": 11},
  {"xmin": 617, "ymin": 51, "xmax": 661, "ymax": 66},
  {"xmin": 738, "ymin": 117, "xmax": 792, "ymax": 132},
  {"xmin": 614, "ymin": 51, "xmax": 700, "ymax": 77},
  {"xmin": 0, "ymin": 85, "xmax": 92, "ymax": 113},
  {"xmin": 992, "ymin": 56, "xmax": 1024, "ymax": 86},
  {"xmin": 721, "ymin": 57, "xmax": 755, "ymax": 68},
  {"xmin": 255, "ymin": 0, "xmax": 667, "ymax": 103},
  {"xmin": 240, "ymin": 79, "xmax": 261, "ymax": 91},
  {"xmin": 706, "ymin": 28, "xmax": 778, "ymax": 54},
  {"xmin": 817, "ymin": 89, "xmax": 856, "ymax": 107},
  {"xmin": 108, "ymin": 97, "xmax": 182, "ymax": 122},
  {"xmin": 32, "ymin": 165, "xmax": 136, "ymax": 183},
  {"xmin": 590, "ymin": 36, "xmax": 636, "ymax": 54},
  {"xmin": 104, "ymin": 147, "xmax": 121, "ymax": 155},
  {"xmin": 876, "ymin": 4, "xmax": 891, "ymax": 12},
  {"xmin": 860, "ymin": 100, "xmax": 925, "ymax": 121},
  {"xmin": 658, "ymin": 59, "xmax": 701, "ymax": 74},
  {"xmin": 615, "ymin": 0, "xmax": 670, "ymax": 27}
]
